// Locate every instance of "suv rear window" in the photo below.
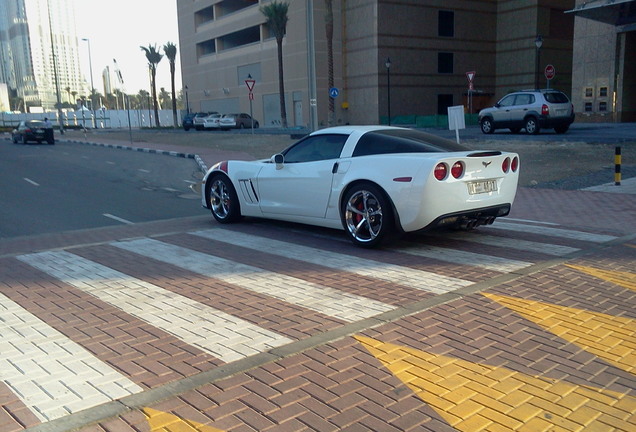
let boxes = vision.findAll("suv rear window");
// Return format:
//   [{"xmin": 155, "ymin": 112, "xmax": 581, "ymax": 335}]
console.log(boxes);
[{"xmin": 544, "ymin": 92, "xmax": 569, "ymax": 103}]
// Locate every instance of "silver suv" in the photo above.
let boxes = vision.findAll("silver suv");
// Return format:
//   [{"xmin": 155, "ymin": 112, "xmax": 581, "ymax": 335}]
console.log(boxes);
[{"xmin": 478, "ymin": 89, "xmax": 574, "ymax": 135}]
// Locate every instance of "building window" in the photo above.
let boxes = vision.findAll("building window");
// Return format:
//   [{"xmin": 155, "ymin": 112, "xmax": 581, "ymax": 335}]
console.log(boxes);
[
  {"xmin": 584, "ymin": 87, "xmax": 593, "ymax": 98},
  {"xmin": 195, "ymin": 6, "xmax": 214, "ymax": 27},
  {"xmin": 584, "ymin": 102, "xmax": 593, "ymax": 112},
  {"xmin": 599, "ymin": 87, "xmax": 608, "ymax": 97},
  {"xmin": 196, "ymin": 39, "xmax": 216, "ymax": 57},
  {"xmin": 599, "ymin": 101, "xmax": 607, "ymax": 111},
  {"xmin": 438, "ymin": 10, "xmax": 454, "ymax": 37},
  {"xmin": 218, "ymin": 26, "xmax": 260, "ymax": 51},
  {"xmin": 438, "ymin": 52, "xmax": 454, "ymax": 74},
  {"xmin": 437, "ymin": 94, "xmax": 453, "ymax": 115}
]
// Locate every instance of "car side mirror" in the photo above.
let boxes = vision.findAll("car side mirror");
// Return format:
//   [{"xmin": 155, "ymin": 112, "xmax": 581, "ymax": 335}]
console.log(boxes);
[
  {"xmin": 272, "ymin": 153, "xmax": 284, "ymax": 170},
  {"xmin": 495, "ymin": 103, "xmax": 501, "ymax": 108}
]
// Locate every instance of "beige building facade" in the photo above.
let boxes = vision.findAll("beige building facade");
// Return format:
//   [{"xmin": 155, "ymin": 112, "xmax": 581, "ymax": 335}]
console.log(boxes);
[{"xmin": 177, "ymin": 0, "xmax": 632, "ymax": 129}]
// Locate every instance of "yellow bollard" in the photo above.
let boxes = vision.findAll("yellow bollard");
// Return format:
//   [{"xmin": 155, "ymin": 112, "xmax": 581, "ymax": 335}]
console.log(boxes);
[{"xmin": 614, "ymin": 146, "xmax": 621, "ymax": 186}]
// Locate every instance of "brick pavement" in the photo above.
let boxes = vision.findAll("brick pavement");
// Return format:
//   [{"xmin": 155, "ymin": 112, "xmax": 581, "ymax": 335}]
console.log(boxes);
[{"xmin": 1, "ymin": 131, "xmax": 635, "ymax": 432}]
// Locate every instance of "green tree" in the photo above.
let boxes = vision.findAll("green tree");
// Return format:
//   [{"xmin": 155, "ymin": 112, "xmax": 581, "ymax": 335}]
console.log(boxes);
[
  {"xmin": 261, "ymin": 1, "xmax": 289, "ymax": 128},
  {"xmin": 325, "ymin": 0, "xmax": 335, "ymax": 126},
  {"xmin": 140, "ymin": 44, "xmax": 163, "ymax": 127},
  {"xmin": 163, "ymin": 42, "xmax": 179, "ymax": 127}
]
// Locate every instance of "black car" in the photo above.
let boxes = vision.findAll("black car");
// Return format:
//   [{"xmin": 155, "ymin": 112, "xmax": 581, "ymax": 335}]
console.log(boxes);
[{"xmin": 11, "ymin": 120, "xmax": 54, "ymax": 144}]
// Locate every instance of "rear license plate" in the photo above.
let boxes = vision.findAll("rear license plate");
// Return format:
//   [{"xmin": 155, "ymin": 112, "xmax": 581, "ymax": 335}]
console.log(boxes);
[
  {"xmin": 36, "ymin": 129, "xmax": 44, "ymax": 133},
  {"xmin": 468, "ymin": 180, "xmax": 498, "ymax": 195}
]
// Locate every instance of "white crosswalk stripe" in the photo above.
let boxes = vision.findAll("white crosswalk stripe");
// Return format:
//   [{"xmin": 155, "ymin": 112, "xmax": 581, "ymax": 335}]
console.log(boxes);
[
  {"xmin": 441, "ymin": 232, "xmax": 580, "ymax": 256},
  {"xmin": 192, "ymin": 229, "xmax": 473, "ymax": 294},
  {"xmin": 0, "ymin": 292, "xmax": 143, "ymax": 422},
  {"xmin": 17, "ymin": 251, "xmax": 292, "ymax": 363},
  {"xmin": 112, "ymin": 238, "xmax": 397, "ymax": 321},
  {"xmin": 487, "ymin": 222, "xmax": 618, "ymax": 243},
  {"xmin": 393, "ymin": 243, "xmax": 533, "ymax": 273}
]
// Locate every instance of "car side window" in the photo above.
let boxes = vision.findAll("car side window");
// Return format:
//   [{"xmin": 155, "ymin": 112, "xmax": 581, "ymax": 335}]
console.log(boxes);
[
  {"xmin": 515, "ymin": 94, "xmax": 532, "ymax": 105},
  {"xmin": 283, "ymin": 134, "xmax": 347, "ymax": 163},
  {"xmin": 498, "ymin": 95, "xmax": 515, "ymax": 107}
]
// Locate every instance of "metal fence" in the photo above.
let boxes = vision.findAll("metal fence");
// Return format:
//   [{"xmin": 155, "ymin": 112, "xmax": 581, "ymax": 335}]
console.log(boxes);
[{"xmin": 0, "ymin": 109, "xmax": 183, "ymax": 129}]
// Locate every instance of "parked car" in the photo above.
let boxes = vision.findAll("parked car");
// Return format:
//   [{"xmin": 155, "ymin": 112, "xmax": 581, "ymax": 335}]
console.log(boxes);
[
  {"xmin": 11, "ymin": 120, "xmax": 54, "ymax": 144},
  {"xmin": 183, "ymin": 112, "xmax": 211, "ymax": 131},
  {"xmin": 202, "ymin": 114, "xmax": 223, "ymax": 130},
  {"xmin": 201, "ymin": 125, "xmax": 520, "ymax": 248},
  {"xmin": 219, "ymin": 113, "xmax": 259, "ymax": 129},
  {"xmin": 194, "ymin": 112, "xmax": 219, "ymax": 130},
  {"xmin": 478, "ymin": 89, "xmax": 574, "ymax": 135}
]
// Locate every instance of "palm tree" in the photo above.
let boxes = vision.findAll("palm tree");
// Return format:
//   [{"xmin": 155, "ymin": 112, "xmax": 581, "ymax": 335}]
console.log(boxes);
[
  {"xmin": 140, "ymin": 44, "xmax": 163, "ymax": 127},
  {"xmin": 261, "ymin": 1, "xmax": 289, "ymax": 128},
  {"xmin": 325, "ymin": 0, "xmax": 335, "ymax": 126},
  {"xmin": 71, "ymin": 90, "xmax": 78, "ymax": 108},
  {"xmin": 163, "ymin": 42, "xmax": 178, "ymax": 127},
  {"xmin": 65, "ymin": 86, "xmax": 71, "ymax": 104}
]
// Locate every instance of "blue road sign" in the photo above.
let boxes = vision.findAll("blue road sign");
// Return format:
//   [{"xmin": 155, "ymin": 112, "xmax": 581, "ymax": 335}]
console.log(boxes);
[{"xmin": 329, "ymin": 87, "xmax": 339, "ymax": 98}]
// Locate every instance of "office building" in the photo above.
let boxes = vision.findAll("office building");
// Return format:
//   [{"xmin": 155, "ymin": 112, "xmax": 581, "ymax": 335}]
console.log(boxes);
[{"xmin": 0, "ymin": 0, "xmax": 85, "ymax": 112}]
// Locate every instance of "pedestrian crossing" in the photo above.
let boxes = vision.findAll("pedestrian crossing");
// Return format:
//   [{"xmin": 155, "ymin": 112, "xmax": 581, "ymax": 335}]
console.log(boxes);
[{"xmin": 0, "ymin": 219, "xmax": 622, "ymax": 426}]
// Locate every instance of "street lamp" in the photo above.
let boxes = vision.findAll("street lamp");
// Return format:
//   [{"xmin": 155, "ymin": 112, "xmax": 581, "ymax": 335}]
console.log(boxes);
[
  {"xmin": 184, "ymin": 85, "xmax": 190, "ymax": 114},
  {"xmin": 534, "ymin": 34, "xmax": 543, "ymax": 90},
  {"xmin": 81, "ymin": 38, "xmax": 96, "ymax": 128},
  {"xmin": 385, "ymin": 57, "xmax": 392, "ymax": 126}
]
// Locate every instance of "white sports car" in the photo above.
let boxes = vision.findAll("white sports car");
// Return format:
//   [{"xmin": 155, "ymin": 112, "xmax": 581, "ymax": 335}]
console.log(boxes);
[{"xmin": 201, "ymin": 126, "xmax": 519, "ymax": 247}]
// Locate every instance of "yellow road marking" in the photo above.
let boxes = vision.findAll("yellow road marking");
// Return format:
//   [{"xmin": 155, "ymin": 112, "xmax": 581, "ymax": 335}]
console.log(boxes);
[
  {"xmin": 356, "ymin": 335, "xmax": 636, "ymax": 432},
  {"xmin": 483, "ymin": 292, "xmax": 636, "ymax": 375},
  {"xmin": 566, "ymin": 264, "xmax": 636, "ymax": 292},
  {"xmin": 144, "ymin": 407, "xmax": 226, "ymax": 432}
]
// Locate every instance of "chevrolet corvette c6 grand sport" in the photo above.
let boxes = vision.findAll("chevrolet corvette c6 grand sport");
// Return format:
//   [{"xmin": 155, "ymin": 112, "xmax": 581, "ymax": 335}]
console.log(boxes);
[{"xmin": 201, "ymin": 126, "xmax": 520, "ymax": 247}]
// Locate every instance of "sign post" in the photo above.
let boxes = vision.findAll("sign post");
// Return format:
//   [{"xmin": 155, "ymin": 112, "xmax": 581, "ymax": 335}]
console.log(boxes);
[
  {"xmin": 466, "ymin": 71, "xmax": 476, "ymax": 113},
  {"xmin": 544, "ymin": 65, "xmax": 555, "ymax": 89},
  {"xmin": 245, "ymin": 77, "xmax": 256, "ymax": 133}
]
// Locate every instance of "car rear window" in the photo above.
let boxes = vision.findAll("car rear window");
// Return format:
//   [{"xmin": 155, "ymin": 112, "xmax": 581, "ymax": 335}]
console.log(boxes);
[
  {"xmin": 353, "ymin": 129, "xmax": 468, "ymax": 157},
  {"xmin": 544, "ymin": 92, "xmax": 570, "ymax": 103}
]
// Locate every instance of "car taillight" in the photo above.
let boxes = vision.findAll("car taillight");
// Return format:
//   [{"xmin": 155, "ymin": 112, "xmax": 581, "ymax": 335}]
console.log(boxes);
[
  {"xmin": 542, "ymin": 104, "xmax": 549, "ymax": 116},
  {"xmin": 434, "ymin": 163, "xmax": 447, "ymax": 181},
  {"xmin": 511, "ymin": 156, "xmax": 519, "ymax": 172},
  {"xmin": 502, "ymin": 157, "xmax": 510, "ymax": 173},
  {"xmin": 451, "ymin": 161, "xmax": 464, "ymax": 179}
]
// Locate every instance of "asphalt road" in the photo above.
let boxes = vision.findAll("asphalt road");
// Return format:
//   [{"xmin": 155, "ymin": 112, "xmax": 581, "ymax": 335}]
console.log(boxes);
[{"xmin": 0, "ymin": 140, "xmax": 203, "ymax": 238}]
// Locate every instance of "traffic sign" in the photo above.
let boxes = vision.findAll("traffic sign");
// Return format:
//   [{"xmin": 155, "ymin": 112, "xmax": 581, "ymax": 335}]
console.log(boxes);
[
  {"xmin": 544, "ymin": 64, "xmax": 555, "ymax": 80},
  {"xmin": 329, "ymin": 87, "xmax": 339, "ymax": 98},
  {"xmin": 466, "ymin": 71, "xmax": 476, "ymax": 83},
  {"xmin": 245, "ymin": 79, "xmax": 255, "ymax": 92}
]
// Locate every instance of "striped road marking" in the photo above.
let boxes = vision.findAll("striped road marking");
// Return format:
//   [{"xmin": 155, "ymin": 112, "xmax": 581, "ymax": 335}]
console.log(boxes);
[
  {"xmin": 0, "ymin": 292, "xmax": 143, "ymax": 422},
  {"xmin": 17, "ymin": 251, "xmax": 292, "ymax": 363},
  {"xmin": 442, "ymin": 232, "xmax": 580, "ymax": 257},
  {"xmin": 488, "ymin": 222, "xmax": 618, "ymax": 243},
  {"xmin": 192, "ymin": 229, "xmax": 472, "ymax": 294},
  {"xmin": 112, "ymin": 238, "xmax": 396, "ymax": 321},
  {"xmin": 395, "ymin": 244, "xmax": 533, "ymax": 273}
]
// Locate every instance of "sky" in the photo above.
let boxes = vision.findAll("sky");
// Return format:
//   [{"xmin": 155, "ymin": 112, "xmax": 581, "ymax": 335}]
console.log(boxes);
[{"xmin": 73, "ymin": 0, "xmax": 181, "ymax": 96}]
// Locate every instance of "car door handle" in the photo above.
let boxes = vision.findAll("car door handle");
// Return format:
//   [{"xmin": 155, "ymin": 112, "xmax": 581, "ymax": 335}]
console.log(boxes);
[{"xmin": 332, "ymin": 162, "xmax": 339, "ymax": 174}]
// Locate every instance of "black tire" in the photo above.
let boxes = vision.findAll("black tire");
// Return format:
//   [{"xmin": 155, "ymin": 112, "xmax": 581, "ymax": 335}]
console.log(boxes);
[
  {"xmin": 554, "ymin": 125, "xmax": 569, "ymax": 134},
  {"xmin": 206, "ymin": 174, "xmax": 241, "ymax": 223},
  {"xmin": 480, "ymin": 118, "xmax": 494, "ymax": 134},
  {"xmin": 524, "ymin": 117, "xmax": 540, "ymax": 135},
  {"xmin": 183, "ymin": 125, "xmax": 191, "ymax": 131},
  {"xmin": 48, "ymin": 139, "xmax": 55, "ymax": 145},
  {"xmin": 254, "ymin": 121, "xmax": 259, "ymax": 128},
  {"xmin": 341, "ymin": 183, "xmax": 393, "ymax": 248},
  {"xmin": 239, "ymin": 123, "xmax": 245, "ymax": 129}
]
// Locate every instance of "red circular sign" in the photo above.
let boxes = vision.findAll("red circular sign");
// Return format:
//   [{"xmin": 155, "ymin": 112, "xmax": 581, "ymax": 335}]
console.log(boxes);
[{"xmin": 544, "ymin": 64, "xmax": 555, "ymax": 80}]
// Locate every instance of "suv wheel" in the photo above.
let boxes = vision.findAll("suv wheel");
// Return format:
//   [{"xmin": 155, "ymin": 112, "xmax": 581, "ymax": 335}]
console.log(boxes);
[
  {"xmin": 524, "ymin": 117, "xmax": 540, "ymax": 135},
  {"xmin": 480, "ymin": 118, "xmax": 494, "ymax": 134}
]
